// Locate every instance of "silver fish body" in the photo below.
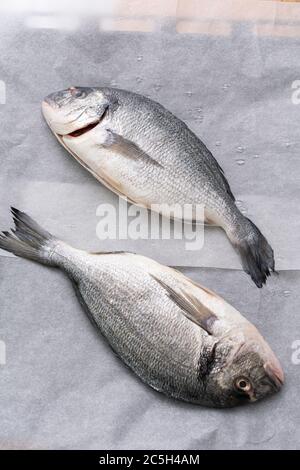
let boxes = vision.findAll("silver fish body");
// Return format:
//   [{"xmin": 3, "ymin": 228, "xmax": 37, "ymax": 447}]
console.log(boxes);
[
  {"xmin": 42, "ymin": 87, "xmax": 275, "ymax": 288},
  {"xmin": 0, "ymin": 209, "xmax": 283, "ymax": 407}
]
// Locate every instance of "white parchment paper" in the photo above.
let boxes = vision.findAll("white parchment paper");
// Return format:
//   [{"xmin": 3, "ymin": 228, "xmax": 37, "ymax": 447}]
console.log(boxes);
[{"xmin": 0, "ymin": 0, "xmax": 299, "ymax": 450}]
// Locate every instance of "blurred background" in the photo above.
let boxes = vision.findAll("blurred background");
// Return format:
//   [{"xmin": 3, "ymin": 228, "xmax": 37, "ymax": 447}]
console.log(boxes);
[{"xmin": 1, "ymin": 0, "xmax": 300, "ymax": 36}]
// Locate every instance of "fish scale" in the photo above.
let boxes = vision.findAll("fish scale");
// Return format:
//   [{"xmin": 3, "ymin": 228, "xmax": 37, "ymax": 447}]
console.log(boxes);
[{"xmin": 79, "ymin": 269, "xmax": 203, "ymax": 399}]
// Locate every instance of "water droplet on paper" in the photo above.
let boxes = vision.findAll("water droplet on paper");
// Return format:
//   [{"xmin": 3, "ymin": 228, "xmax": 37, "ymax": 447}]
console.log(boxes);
[
  {"xmin": 237, "ymin": 146, "xmax": 245, "ymax": 153},
  {"xmin": 253, "ymin": 154, "xmax": 259, "ymax": 159},
  {"xmin": 215, "ymin": 141, "xmax": 221, "ymax": 147},
  {"xmin": 285, "ymin": 142, "xmax": 291, "ymax": 148},
  {"xmin": 137, "ymin": 55, "xmax": 143, "ymax": 61},
  {"xmin": 136, "ymin": 77, "xmax": 143, "ymax": 84},
  {"xmin": 185, "ymin": 91, "xmax": 193, "ymax": 97},
  {"xmin": 283, "ymin": 290, "xmax": 291, "ymax": 297},
  {"xmin": 153, "ymin": 84, "xmax": 162, "ymax": 92},
  {"xmin": 235, "ymin": 159, "xmax": 245, "ymax": 166},
  {"xmin": 185, "ymin": 107, "xmax": 204, "ymax": 123},
  {"xmin": 222, "ymin": 83, "xmax": 231, "ymax": 90}
]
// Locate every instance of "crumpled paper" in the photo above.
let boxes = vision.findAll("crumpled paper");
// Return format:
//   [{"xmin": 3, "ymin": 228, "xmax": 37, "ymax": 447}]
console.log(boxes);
[{"xmin": 0, "ymin": 0, "xmax": 299, "ymax": 450}]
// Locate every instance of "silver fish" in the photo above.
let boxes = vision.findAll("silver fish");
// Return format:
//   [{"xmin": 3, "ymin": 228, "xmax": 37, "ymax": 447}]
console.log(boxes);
[
  {"xmin": 42, "ymin": 86, "xmax": 275, "ymax": 288},
  {"xmin": 0, "ymin": 208, "xmax": 283, "ymax": 408}
]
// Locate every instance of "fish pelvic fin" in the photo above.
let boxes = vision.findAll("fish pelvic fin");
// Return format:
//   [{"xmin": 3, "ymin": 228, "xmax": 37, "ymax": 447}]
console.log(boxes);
[
  {"xmin": 0, "ymin": 207, "xmax": 58, "ymax": 266},
  {"xmin": 228, "ymin": 215, "xmax": 275, "ymax": 288}
]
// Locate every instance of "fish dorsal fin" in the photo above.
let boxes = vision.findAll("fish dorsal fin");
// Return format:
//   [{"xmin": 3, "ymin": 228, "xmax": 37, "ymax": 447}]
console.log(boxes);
[{"xmin": 150, "ymin": 274, "xmax": 217, "ymax": 335}]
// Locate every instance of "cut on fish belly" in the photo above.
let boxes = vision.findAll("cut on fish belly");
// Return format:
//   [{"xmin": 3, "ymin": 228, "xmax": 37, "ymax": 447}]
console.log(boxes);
[
  {"xmin": 42, "ymin": 86, "xmax": 275, "ymax": 288},
  {"xmin": 0, "ymin": 208, "xmax": 283, "ymax": 407}
]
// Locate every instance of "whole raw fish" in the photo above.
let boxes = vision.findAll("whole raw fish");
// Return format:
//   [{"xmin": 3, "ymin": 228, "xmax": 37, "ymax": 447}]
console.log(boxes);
[
  {"xmin": 0, "ymin": 208, "xmax": 283, "ymax": 407},
  {"xmin": 42, "ymin": 86, "xmax": 275, "ymax": 288}
]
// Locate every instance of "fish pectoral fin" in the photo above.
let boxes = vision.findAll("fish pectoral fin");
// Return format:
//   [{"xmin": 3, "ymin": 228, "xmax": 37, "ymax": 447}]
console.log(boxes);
[
  {"xmin": 150, "ymin": 274, "xmax": 217, "ymax": 335},
  {"xmin": 101, "ymin": 129, "xmax": 163, "ymax": 167}
]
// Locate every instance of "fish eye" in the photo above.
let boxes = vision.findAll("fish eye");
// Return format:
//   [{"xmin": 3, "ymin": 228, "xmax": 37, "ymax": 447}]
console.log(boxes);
[{"xmin": 235, "ymin": 377, "xmax": 252, "ymax": 392}]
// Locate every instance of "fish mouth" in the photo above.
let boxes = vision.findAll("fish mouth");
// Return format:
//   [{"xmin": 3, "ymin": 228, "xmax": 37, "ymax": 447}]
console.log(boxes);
[
  {"xmin": 42, "ymin": 100, "xmax": 102, "ymax": 138},
  {"xmin": 63, "ymin": 103, "xmax": 109, "ymax": 138},
  {"xmin": 62, "ymin": 120, "xmax": 100, "ymax": 138}
]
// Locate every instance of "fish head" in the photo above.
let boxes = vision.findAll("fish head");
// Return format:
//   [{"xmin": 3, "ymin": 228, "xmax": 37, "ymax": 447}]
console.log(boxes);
[
  {"xmin": 42, "ymin": 86, "xmax": 110, "ymax": 139},
  {"xmin": 205, "ymin": 325, "xmax": 284, "ymax": 408},
  {"xmin": 42, "ymin": 86, "xmax": 115, "ymax": 171}
]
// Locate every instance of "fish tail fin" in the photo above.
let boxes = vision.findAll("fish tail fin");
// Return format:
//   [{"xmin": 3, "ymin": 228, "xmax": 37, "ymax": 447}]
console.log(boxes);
[
  {"xmin": 0, "ymin": 207, "xmax": 58, "ymax": 266},
  {"xmin": 228, "ymin": 215, "xmax": 275, "ymax": 288}
]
